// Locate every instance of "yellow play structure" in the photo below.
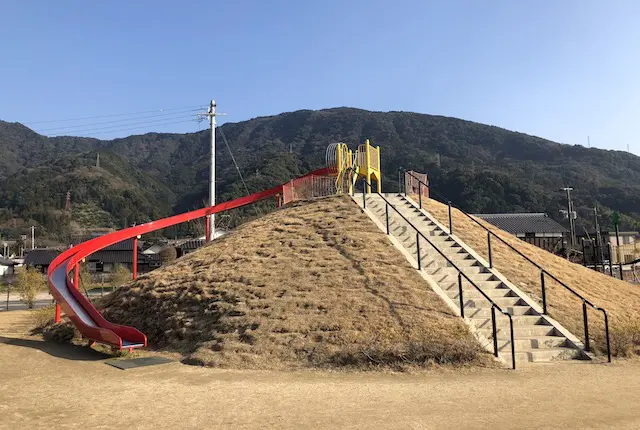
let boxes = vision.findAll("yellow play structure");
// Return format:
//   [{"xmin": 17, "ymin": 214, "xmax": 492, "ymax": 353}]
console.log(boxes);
[{"xmin": 325, "ymin": 139, "xmax": 381, "ymax": 193}]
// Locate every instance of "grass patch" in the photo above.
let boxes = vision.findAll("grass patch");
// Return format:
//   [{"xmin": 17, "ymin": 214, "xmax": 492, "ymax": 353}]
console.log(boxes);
[{"xmin": 98, "ymin": 196, "xmax": 492, "ymax": 371}]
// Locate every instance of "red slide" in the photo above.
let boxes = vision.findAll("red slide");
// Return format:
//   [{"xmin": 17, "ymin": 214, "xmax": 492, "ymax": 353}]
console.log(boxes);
[{"xmin": 47, "ymin": 168, "xmax": 330, "ymax": 350}]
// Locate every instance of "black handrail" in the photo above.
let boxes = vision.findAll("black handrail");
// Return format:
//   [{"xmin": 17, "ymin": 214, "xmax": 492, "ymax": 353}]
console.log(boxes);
[
  {"xmin": 403, "ymin": 169, "xmax": 612, "ymax": 362},
  {"xmin": 352, "ymin": 174, "xmax": 517, "ymax": 369}
]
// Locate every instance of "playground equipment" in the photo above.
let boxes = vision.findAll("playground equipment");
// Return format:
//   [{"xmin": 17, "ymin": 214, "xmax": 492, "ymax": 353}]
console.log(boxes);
[
  {"xmin": 47, "ymin": 139, "xmax": 380, "ymax": 351},
  {"xmin": 325, "ymin": 139, "xmax": 381, "ymax": 194}
]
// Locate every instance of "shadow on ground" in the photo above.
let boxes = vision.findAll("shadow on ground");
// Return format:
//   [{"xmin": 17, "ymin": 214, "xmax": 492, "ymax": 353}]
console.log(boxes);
[{"xmin": 0, "ymin": 336, "xmax": 110, "ymax": 361}]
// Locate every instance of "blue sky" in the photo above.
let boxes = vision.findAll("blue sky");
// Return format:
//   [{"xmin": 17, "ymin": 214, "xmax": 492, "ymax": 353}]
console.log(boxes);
[{"xmin": 1, "ymin": 0, "xmax": 638, "ymax": 153}]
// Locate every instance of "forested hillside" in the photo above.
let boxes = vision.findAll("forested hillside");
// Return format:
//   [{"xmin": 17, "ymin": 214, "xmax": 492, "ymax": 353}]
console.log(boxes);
[{"xmin": 1, "ymin": 107, "xmax": 639, "ymax": 241}]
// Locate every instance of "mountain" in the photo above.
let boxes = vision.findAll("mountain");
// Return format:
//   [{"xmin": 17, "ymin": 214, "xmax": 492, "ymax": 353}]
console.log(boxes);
[{"xmin": 1, "ymin": 107, "xmax": 639, "ymax": 241}]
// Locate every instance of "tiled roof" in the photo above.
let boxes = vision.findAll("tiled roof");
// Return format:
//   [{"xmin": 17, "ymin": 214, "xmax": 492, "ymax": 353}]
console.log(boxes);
[
  {"xmin": 474, "ymin": 213, "xmax": 568, "ymax": 235},
  {"xmin": 87, "ymin": 249, "xmax": 160, "ymax": 264},
  {"xmin": 73, "ymin": 237, "xmax": 140, "ymax": 251},
  {"xmin": 177, "ymin": 238, "xmax": 206, "ymax": 250},
  {"xmin": 24, "ymin": 249, "xmax": 61, "ymax": 266},
  {"xmin": 86, "ymin": 250, "xmax": 157, "ymax": 264}
]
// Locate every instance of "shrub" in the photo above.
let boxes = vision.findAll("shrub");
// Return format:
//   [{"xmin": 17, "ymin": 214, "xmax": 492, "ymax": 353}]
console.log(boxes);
[
  {"xmin": 159, "ymin": 246, "xmax": 177, "ymax": 264},
  {"xmin": 30, "ymin": 304, "xmax": 56, "ymax": 332},
  {"xmin": 14, "ymin": 266, "xmax": 46, "ymax": 309},
  {"xmin": 111, "ymin": 264, "xmax": 131, "ymax": 288}
]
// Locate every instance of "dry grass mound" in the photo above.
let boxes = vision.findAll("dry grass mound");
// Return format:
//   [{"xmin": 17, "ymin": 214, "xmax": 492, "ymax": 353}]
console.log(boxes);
[
  {"xmin": 422, "ymin": 198, "xmax": 640, "ymax": 357},
  {"xmin": 99, "ymin": 196, "xmax": 490, "ymax": 370}
]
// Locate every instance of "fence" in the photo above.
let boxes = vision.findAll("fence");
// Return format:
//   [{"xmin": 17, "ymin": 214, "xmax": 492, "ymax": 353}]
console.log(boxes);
[
  {"xmin": 611, "ymin": 243, "xmax": 640, "ymax": 265},
  {"xmin": 404, "ymin": 171, "xmax": 429, "ymax": 200},
  {"xmin": 281, "ymin": 175, "xmax": 346, "ymax": 205}
]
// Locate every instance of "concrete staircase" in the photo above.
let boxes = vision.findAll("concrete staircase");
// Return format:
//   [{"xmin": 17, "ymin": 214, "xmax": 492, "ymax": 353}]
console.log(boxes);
[{"xmin": 353, "ymin": 192, "xmax": 589, "ymax": 366}]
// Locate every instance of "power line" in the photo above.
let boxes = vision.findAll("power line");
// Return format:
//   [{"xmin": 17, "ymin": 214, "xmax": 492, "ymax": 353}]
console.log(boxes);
[
  {"xmin": 36, "ymin": 108, "xmax": 202, "ymax": 133},
  {"xmin": 47, "ymin": 114, "xmax": 198, "ymax": 136},
  {"xmin": 24, "ymin": 105, "xmax": 204, "ymax": 125},
  {"xmin": 219, "ymin": 127, "xmax": 251, "ymax": 196},
  {"xmin": 50, "ymin": 118, "xmax": 199, "ymax": 137}
]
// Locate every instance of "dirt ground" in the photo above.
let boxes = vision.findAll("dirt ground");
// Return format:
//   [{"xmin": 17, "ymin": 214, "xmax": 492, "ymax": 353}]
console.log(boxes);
[{"xmin": 1, "ymin": 311, "xmax": 640, "ymax": 429}]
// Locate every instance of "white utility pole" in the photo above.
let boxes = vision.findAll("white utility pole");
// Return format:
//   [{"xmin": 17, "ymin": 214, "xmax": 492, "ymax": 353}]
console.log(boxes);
[
  {"xmin": 31, "ymin": 226, "xmax": 35, "ymax": 250},
  {"xmin": 209, "ymin": 100, "xmax": 216, "ymax": 238},
  {"xmin": 198, "ymin": 100, "xmax": 217, "ymax": 238},
  {"xmin": 197, "ymin": 100, "xmax": 226, "ymax": 240}
]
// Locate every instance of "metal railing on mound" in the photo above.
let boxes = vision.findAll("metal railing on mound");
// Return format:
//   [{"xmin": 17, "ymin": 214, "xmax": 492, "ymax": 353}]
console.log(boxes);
[
  {"xmin": 402, "ymin": 169, "xmax": 612, "ymax": 362},
  {"xmin": 282, "ymin": 174, "xmax": 349, "ymax": 205},
  {"xmin": 352, "ymin": 173, "xmax": 517, "ymax": 369}
]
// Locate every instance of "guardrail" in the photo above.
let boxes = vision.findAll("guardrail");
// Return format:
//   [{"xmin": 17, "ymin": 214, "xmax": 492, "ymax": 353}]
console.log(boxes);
[
  {"xmin": 353, "ymin": 173, "xmax": 517, "ymax": 369},
  {"xmin": 403, "ymin": 170, "xmax": 611, "ymax": 362}
]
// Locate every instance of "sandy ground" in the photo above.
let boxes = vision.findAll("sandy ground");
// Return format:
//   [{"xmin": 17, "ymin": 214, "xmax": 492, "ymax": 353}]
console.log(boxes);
[{"xmin": 1, "ymin": 311, "xmax": 640, "ymax": 429}]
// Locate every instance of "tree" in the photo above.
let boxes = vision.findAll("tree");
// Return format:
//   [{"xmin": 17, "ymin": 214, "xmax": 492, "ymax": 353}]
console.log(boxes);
[
  {"xmin": 110, "ymin": 264, "xmax": 131, "ymax": 288},
  {"xmin": 15, "ymin": 266, "xmax": 47, "ymax": 309},
  {"xmin": 78, "ymin": 263, "xmax": 95, "ymax": 294}
]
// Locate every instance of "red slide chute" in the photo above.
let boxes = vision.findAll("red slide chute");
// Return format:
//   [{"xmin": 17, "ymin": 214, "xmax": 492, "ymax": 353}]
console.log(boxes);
[{"xmin": 47, "ymin": 168, "xmax": 330, "ymax": 350}]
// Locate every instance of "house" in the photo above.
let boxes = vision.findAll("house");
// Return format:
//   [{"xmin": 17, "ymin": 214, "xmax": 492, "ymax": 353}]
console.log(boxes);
[
  {"xmin": 474, "ymin": 213, "xmax": 568, "ymax": 253},
  {"xmin": 0, "ymin": 257, "xmax": 17, "ymax": 277},
  {"xmin": 24, "ymin": 249, "xmax": 62, "ymax": 273},
  {"xmin": 176, "ymin": 238, "xmax": 207, "ymax": 258},
  {"xmin": 75, "ymin": 238, "xmax": 159, "ymax": 273},
  {"xmin": 605, "ymin": 231, "xmax": 639, "ymax": 265}
]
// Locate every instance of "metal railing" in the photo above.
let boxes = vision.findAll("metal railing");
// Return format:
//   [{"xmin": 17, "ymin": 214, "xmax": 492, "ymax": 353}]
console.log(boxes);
[
  {"xmin": 354, "ymin": 174, "xmax": 517, "ymax": 369},
  {"xmin": 403, "ymin": 169, "xmax": 612, "ymax": 362}
]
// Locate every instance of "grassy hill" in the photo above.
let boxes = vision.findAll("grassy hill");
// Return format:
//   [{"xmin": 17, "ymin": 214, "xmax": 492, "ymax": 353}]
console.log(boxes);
[
  {"xmin": 98, "ymin": 196, "xmax": 489, "ymax": 370},
  {"xmin": 1, "ymin": 107, "xmax": 639, "ymax": 239}
]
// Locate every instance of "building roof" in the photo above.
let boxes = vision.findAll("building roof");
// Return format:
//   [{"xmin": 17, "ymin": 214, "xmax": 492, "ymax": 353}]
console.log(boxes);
[
  {"xmin": 474, "ymin": 213, "xmax": 568, "ymax": 235},
  {"xmin": 73, "ymin": 237, "xmax": 141, "ymax": 251},
  {"xmin": 24, "ymin": 249, "xmax": 62, "ymax": 266},
  {"xmin": 0, "ymin": 257, "xmax": 16, "ymax": 266},
  {"xmin": 85, "ymin": 250, "xmax": 159, "ymax": 264},
  {"xmin": 177, "ymin": 238, "xmax": 207, "ymax": 251}
]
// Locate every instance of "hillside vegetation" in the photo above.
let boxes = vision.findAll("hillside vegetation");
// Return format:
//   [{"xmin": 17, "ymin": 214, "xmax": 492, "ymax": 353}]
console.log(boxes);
[
  {"xmin": 98, "ymin": 197, "xmax": 490, "ymax": 370},
  {"xmin": 1, "ymin": 107, "xmax": 639, "ymax": 240}
]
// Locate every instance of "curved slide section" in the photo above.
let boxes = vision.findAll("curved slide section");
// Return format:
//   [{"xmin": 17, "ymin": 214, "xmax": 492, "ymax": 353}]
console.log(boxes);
[{"xmin": 47, "ymin": 168, "xmax": 330, "ymax": 350}]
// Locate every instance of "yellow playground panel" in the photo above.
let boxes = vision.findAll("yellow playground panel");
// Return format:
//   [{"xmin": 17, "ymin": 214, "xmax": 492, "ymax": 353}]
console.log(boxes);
[{"xmin": 325, "ymin": 139, "xmax": 381, "ymax": 193}]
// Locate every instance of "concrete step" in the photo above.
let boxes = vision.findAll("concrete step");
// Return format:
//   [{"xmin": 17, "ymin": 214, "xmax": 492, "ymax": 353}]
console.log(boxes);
[
  {"xmin": 497, "ymin": 336, "xmax": 568, "ymax": 350},
  {"xmin": 470, "ymin": 315, "xmax": 547, "ymax": 328},
  {"xmin": 441, "ymin": 280, "xmax": 504, "ymax": 291},
  {"xmin": 446, "ymin": 287, "xmax": 516, "ymax": 301},
  {"xmin": 429, "ymin": 265, "xmax": 488, "ymax": 275},
  {"xmin": 465, "ymin": 306, "xmax": 535, "ymax": 318},
  {"xmin": 439, "ymin": 272, "xmax": 496, "ymax": 283},
  {"xmin": 510, "ymin": 347, "xmax": 585, "ymax": 363},
  {"xmin": 462, "ymin": 296, "xmax": 526, "ymax": 308},
  {"xmin": 479, "ymin": 325, "xmax": 559, "ymax": 338},
  {"xmin": 422, "ymin": 260, "xmax": 484, "ymax": 278}
]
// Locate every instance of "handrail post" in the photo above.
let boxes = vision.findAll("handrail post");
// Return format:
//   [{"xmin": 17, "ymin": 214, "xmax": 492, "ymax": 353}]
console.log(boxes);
[
  {"xmin": 508, "ymin": 315, "xmax": 516, "ymax": 370},
  {"xmin": 458, "ymin": 272, "xmax": 464, "ymax": 318},
  {"xmin": 385, "ymin": 203, "xmax": 390, "ymax": 235},
  {"xmin": 448, "ymin": 201, "xmax": 453, "ymax": 234},
  {"xmin": 491, "ymin": 307, "xmax": 498, "ymax": 357},
  {"xmin": 362, "ymin": 178, "xmax": 366, "ymax": 209},
  {"xmin": 416, "ymin": 232, "xmax": 421, "ymax": 271},
  {"xmin": 418, "ymin": 182, "xmax": 422, "ymax": 209},
  {"xmin": 607, "ymin": 243, "xmax": 613, "ymax": 277},
  {"xmin": 582, "ymin": 301, "xmax": 590, "ymax": 352},
  {"xmin": 540, "ymin": 271, "xmax": 547, "ymax": 315},
  {"xmin": 487, "ymin": 232, "xmax": 493, "ymax": 268},
  {"xmin": 602, "ymin": 309, "xmax": 611, "ymax": 363}
]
